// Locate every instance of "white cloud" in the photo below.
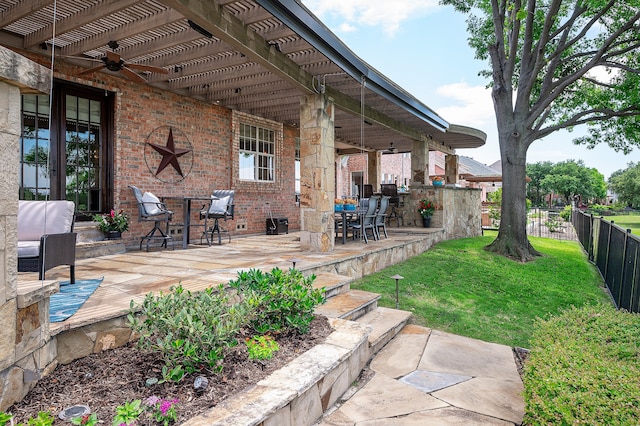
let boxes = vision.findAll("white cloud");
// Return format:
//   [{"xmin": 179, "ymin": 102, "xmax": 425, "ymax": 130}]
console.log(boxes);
[
  {"xmin": 435, "ymin": 82, "xmax": 495, "ymax": 128},
  {"xmin": 303, "ymin": 0, "xmax": 439, "ymax": 36}
]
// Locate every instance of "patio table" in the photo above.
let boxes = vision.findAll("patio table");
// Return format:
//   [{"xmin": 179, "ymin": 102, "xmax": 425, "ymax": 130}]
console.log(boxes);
[
  {"xmin": 335, "ymin": 210, "xmax": 358, "ymax": 244},
  {"xmin": 161, "ymin": 195, "xmax": 217, "ymax": 249}
]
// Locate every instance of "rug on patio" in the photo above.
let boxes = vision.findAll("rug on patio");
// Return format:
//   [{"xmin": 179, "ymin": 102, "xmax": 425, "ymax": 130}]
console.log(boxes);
[{"xmin": 49, "ymin": 277, "xmax": 104, "ymax": 323}]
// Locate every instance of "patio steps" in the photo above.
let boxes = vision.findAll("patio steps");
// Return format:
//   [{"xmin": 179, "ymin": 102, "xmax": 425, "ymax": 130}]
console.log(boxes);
[
  {"xmin": 74, "ymin": 221, "xmax": 126, "ymax": 259},
  {"xmin": 313, "ymin": 273, "xmax": 412, "ymax": 356}
]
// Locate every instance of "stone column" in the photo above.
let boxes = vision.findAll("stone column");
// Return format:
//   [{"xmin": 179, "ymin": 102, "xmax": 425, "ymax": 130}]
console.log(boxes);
[
  {"xmin": 299, "ymin": 94, "xmax": 335, "ymax": 252},
  {"xmin": 410, "ymin": 140, "xmax": 429, "ymax": 185},
  {"xmin": 445, "ymin": 154, "xmax": 459, "ymax": 184},
  {"xmin": 367, "ymin": 151, "xmax": 380, "ymax": 191},
  {"xmin": 0, "ymin": 46, "xmax": 52, "ymax": 411}
]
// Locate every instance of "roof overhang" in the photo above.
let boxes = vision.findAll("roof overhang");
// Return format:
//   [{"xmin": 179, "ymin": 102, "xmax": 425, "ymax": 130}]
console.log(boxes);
[{"xmin": 0, "ymin": 0, "xmax": 486, "ymax": 154}]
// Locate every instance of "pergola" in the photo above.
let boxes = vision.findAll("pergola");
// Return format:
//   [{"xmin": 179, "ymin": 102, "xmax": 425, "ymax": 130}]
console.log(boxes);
[{"xmin": 0, "ymin": 0, "xmax": 485, "ymax": 155}]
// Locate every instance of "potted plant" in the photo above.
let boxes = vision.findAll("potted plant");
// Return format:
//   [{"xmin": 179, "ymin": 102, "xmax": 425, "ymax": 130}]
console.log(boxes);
[
  {"xmin": 93, "ymin": 209, "xmax": 129, "ymax": 239},
  {"xmin": 418, "ymin": 198, "xmax": 437, "ymax": 227},
  {"xmin": 432, "ymin": 176, "xmax": 444, "ymax": 187},
  {"xmin": 334, "ymin": 198, "xmax": 344, "ymax": 212}
]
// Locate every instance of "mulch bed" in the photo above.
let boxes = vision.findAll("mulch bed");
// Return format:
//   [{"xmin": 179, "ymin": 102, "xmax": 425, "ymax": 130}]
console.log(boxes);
[{"xmin": 9, "ymin": 316, "xmax": 333, "ymax": 425}]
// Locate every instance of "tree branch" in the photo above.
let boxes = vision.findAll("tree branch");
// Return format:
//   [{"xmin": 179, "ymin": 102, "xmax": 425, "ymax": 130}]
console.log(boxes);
[{"xmin": 534, "ymin": 107, "xmax": 640, "ymax": 140}]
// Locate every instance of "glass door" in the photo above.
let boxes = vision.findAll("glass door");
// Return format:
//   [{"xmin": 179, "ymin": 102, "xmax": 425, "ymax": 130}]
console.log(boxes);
[{"xmin": 20, "ymin": 82, "xmax": 113, "ymax": 219}]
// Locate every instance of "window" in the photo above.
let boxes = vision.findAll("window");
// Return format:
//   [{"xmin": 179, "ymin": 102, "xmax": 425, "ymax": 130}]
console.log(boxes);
[{"xmin": 239, "ymin": 123, "xmax": 275, "ymax": 182}]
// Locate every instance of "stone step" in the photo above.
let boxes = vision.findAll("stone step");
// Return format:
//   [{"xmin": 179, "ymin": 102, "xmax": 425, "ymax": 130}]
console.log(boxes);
[
  {"xmin": 355, "ymin": 306, "xmax": 413, "ymax": 355},
  {"xmin": 76, "ymin": 240, "xmax": 126, "ymax": 259},
  {"xmin": 312, "ymin": 272, "xmax": 352, "ymax": 299},
  {"xmin": 315, "ymin": 289, "xmax": 380, "ymax": 321},
  {"xmin": 74, "ymin": 222, "xmax": 104, "ymax": 243}
]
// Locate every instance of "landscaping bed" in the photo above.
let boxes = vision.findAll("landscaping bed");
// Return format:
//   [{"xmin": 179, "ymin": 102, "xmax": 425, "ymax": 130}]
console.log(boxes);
[{"xmin": 8, "ymin": 316, "xmax": 332, "ymax": 425}]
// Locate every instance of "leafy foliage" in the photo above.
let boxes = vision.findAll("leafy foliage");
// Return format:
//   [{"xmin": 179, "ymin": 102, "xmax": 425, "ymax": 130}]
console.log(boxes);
[
  {"xmin": 93, "ymin": 209, "xmax": 129, "ymax": 233},
  {"xmin": 229, "ymin": 268, "xmax": 325, "ymax": 334},
  {"xmin": 128, "ymin": 284, "xmax": 253, "ymax": 375},
  {"xmin": 417, "ymin": 198, "xmax": 437, "ymax": 218},
  {"xmin": 524, "ymin": 305, "xmax": 640, "ymax": 424},
  {"xmin": 609, "ymin": 162, "xmax": 640, "ymax": 208},
  {"xmin": 128, "ymin": 269, "xmax": 324, "ymax": 376},
  {"xmin": 112, "ymin": 400, "xmax": 143, "ymax": 426},
  {"xmin": 245, "ymin": 335, "xmax": 280, "ymax": 360}
]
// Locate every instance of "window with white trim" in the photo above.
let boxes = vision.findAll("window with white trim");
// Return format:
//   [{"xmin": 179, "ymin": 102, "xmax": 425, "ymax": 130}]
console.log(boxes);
[{"xmin": 239, "ymin": 123, "xmax": 275, "ymax": 182}]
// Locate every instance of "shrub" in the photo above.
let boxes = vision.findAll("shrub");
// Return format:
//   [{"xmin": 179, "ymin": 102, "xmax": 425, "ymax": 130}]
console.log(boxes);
[
  {"xmin": 229, "ymin": 268, "xmax": 325, "ymax": 334},
  {"xmin": 559, "ymin": 205, "xmax": 572, "ymax": 221},
  {"xmin": 523, "ymin": 305, "xmax": 640, "ymax": 425},
  {"xmin": 246, "ymin": 335, "xmax": 280, "ymax": 360},
  {"xmin": 128, "ymin": 284, "xmax": 253, "ymax": 375}
]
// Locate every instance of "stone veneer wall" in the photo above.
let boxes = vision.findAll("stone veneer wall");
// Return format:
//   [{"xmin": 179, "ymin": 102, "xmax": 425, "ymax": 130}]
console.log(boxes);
[
  {"xmin": 401, "ymin": 186, "xmax": 482, "ymax": 239},
  {"xmin": 0, "ymin": 46, "xmax": 55, "ymax": 411}
]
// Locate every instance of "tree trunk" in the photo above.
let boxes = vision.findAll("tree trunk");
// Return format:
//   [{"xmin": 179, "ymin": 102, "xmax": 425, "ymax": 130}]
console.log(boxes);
[{"xmin": 486, "ymin": 134, "xmax": 542, "ymax": 262}]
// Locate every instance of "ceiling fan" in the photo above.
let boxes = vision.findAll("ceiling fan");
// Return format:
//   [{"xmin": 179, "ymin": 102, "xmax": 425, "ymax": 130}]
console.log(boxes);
[
  {"xmin": 382, "ymin": 142, "xmax": 398, "ymax": 154},
  {"xmin": 73, "ymin": 41, "xmax": 168, "ymax": 84}
]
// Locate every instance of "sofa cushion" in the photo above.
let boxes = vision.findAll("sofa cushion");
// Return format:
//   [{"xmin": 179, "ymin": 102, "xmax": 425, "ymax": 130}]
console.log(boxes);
[
  {"xmin": 17, "ymin": 240, "xmax": 41, "ymax": 258},
  {"xmin": 18, "ymin": 200, "xmax": 75, "ymax": 242}
]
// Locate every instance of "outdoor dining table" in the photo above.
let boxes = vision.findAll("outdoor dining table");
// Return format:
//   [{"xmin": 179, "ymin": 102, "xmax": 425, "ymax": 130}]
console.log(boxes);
[
  {"xmin": 161, "ymin": 195, "xmax": 217, "ymax": 249},
  {"xmin": 335, "ymin": 208, "xmax": 358, "ymax": 244}
]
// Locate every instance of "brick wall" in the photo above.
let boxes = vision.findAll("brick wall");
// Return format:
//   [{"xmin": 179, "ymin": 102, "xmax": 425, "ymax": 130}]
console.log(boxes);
[{"xmin": 19, "ymin": 50, "xmax": 301, "ymax": 245}]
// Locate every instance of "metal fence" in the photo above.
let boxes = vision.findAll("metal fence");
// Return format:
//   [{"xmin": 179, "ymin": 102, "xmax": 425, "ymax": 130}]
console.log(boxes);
[
  {"xmin": 482, "ymin": 206, "xmax": 577, "ymax": 241},
  {"xmin": 572, "ymin": 209, "xmax": 640, "ymax": 313}
]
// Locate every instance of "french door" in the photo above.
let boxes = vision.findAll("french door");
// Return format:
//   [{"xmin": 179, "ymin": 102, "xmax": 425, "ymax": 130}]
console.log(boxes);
[{"xmin": 20, "ymin": 81, "xmax": 114, "ymax": 219}]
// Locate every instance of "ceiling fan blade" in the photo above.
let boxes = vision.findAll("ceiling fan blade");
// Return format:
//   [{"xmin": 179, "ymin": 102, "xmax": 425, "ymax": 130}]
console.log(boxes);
[
  {"xmin": 75, "ymin": 64, "xmax": 106, "ymax": 76},
  {"xmin": 121, "ymin": 66, "xmax": 148, "ymax": 84},
  {"xmin": 59, "ymin": 55, "xmax": 103, "ymax": 63},
  {"xmin": 126, "ymin": 63, "xmax": 169, "ymax": 74},
  {"xmin": 105, "ymin": 50, "xmax": 122, "ymax": 63}
]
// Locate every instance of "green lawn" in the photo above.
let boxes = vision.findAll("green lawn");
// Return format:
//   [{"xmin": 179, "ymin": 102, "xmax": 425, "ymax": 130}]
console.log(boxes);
[
  {"xmin": 350, "ymin": 232, "xmax": 611, "ymax": 348},
  {"xmin": 608, "ymin": 214, "xmax": 640, "ymax": 235}
]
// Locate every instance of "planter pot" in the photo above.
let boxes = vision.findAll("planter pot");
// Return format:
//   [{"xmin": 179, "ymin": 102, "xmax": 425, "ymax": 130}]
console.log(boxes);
[
  {"xmin": 106, "ymin": 230, "xmax": 122, "ymax": 240},
  {"xmin": 334, "ymin": 204, "xmax": 344, "ymax": 212},
  {"xmin": 433, "ymin": 180, "xmax": 444, "ymax": 187},
  {"xmin": 344, "ymin": 204, "xmax": 356, "ymax": 211},
  {"xmin": 422, "ymin": 216, "xmax": 432, "ymax": 228}
]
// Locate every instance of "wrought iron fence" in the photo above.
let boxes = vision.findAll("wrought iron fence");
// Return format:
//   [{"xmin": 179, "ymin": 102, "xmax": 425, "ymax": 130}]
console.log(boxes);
[
  {"xmin": 572, "ymin": 209, "xmax": 640, "ymax": 313},
  {"xmin": 481, "ymin": 206, "xmax": 577, "ymax": 241}
]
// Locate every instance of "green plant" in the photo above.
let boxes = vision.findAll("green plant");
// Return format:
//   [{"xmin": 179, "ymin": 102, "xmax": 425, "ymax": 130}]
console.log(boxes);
[
  {"xmin": 112, "ymin": 400, "xmax": 143, "ymax": 426},
  {"xmin": 70, "ymin": 413, "xmax": 98, "ymax": 426},
  {"xmin": 144, "ymin": 396, "xmax": 179, "ymax": 426},
  {"xmin": 246, "ymin": 335, "xmax": 279, "ymax": 360},
  {"xmin": 93, "ymin": 209, "xmax": 129, "ymax": 233},
  {"xmin": 545, "ymin": 214, "xmax": 562, "ymax": 232},
  {"xmin": 523, "ymin": 305, "xmax": 640, "ymax": 424},
  {"xmin": 128, "ymin": 283, "xmax": 251, "ymax": 374},
  {"xmin": 26, "ymin": 412, "xmax": 54, "ymax": 426},
  {"xmin": 559, "ymin": 205, "xmax": 572, "ymax": 221},
  {"xmin": 417, "ymin": 198, "xmax": 437, "ymax": 218},
  {"xmin": 0, "ymin": 412, "xmax": 13, "ymax": 426},
  {"xmin": 229, "ymin": 268, "xmax": 325, "ymax": 334}
]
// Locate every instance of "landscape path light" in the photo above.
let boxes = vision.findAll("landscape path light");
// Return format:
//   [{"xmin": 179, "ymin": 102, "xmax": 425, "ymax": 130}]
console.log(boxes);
[{"xmin": 390, "ymin": 274, "xmax": 404, "ymax": 309}]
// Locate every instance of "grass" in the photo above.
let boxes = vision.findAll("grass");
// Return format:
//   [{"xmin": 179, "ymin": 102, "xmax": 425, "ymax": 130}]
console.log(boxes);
[
  {"xmin": 607, "ymin": 214, "xmax": 640, "ymax": 235},
  {"xmin": 350, "ymin": 231, "xmax": 611, "ymax": 348}
]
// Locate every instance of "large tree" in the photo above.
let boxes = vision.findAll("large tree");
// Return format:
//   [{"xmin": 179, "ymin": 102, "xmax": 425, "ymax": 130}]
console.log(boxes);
[
  {"xmin": 543, "ymin": 159, "xmax": 607, "ymax": 204},
  {"xmin": 609, "ymin": 162, "xmax": 640, "ymax": 208},
  {"xmin": 442, "ymin": 0, "xmax": 640, "ymax": 260},
  {"xmin": 526, "ymin": 161, "xmax": 554, "ymax": 206}
]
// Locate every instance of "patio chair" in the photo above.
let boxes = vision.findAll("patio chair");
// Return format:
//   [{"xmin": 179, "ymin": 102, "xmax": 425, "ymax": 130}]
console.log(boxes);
[
  {"xmin": 362, "ymin": 184, "xmax": 374, "ymax": 199},
  {"xmin": 349, "ymin": 195, "xmax": 379, "ymax": 243},
  {"xmin": 17, "ymin": 200, "xmax": 77, "ymax": 283},
  {"xmin": 200, "ymin": 190, "xmax": 234, "ymax": 245},
  {"xmin": 374, "ymin": 195, "xmax": 391, "ymax": 239},
  {"xmin": 381, "ymin": 184, "xmax": 403, "ymax": 227},
  {"xmin": 129, "ymin": 185, "xmax": 174, "ymax": 251}
]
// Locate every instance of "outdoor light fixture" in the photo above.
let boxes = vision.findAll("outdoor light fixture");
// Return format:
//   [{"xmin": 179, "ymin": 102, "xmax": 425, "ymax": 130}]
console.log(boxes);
[
  {"xmin": 390, "ymin": 274, "xmax": 404, "ymax": 309},
  {"xmin": 291, "ymin": 258, "xmax": 301, "ymax": 269}
]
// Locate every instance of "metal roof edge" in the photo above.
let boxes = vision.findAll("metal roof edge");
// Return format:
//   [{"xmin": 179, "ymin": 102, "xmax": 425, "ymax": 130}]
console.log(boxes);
[{"xmin": 256, "ymin": 0, "xmax": 449, "ymax": 132}]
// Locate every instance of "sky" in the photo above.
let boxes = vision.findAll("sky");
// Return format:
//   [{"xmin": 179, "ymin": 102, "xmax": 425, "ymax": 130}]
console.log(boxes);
[{"xmin": 301, "ymin": 0, "xmax": 637, "ymax": 179}]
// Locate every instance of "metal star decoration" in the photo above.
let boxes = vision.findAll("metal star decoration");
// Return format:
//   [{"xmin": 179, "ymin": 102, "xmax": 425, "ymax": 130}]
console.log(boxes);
[{"xmin": 146, "ymin": 127, "xmax": 192, "ymax": 177}]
